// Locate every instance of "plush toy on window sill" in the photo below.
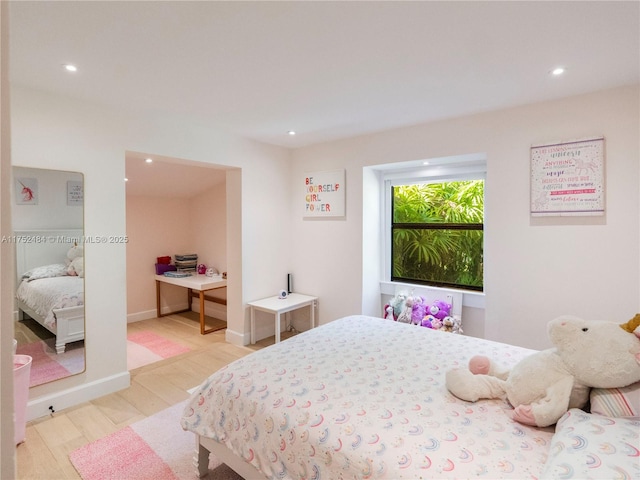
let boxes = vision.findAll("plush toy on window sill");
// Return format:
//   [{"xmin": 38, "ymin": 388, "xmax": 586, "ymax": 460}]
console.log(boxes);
[
  {"xmin": 440, "ymin": 315, "xmax": 463, "ymax": 334},
  {"xmin": 390, "ymin": 291, "xmax": 408, "ymax": 320},
  {"xmin": 396, "ymin": 298, "xmax": 414, "ymax": 324},
  {"xmin": 445, "ymin": 315, "xmax": 640, "ymax": 427},
  {"xmin": 428, "ymin": 299, "xmax": 452, "ymax": 320}
]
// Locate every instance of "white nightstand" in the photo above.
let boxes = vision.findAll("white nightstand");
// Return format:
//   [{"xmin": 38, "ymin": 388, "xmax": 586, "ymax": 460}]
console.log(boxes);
[{"xmin": 248, "ymin": 293, "xmax": 318, "ymax": 344}]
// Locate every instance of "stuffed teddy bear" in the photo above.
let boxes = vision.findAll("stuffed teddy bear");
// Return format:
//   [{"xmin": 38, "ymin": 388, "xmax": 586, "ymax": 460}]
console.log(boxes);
[
  {"xmin": 428, "ymin": 299, "xmax": 452, "ymax": 320},
  {"xmin": 446, "ymin": 315, "xmax": 640, "ymax": 427},
  {"xmin": 66, "ymin": 245, "xmax": 84, "ymax": 277},
  {"xmin": 420, "ymin": 315, "xmax": 434, "ymax": 328},
  {"xmin": 430, "ymin": 316, "xmax": 443, "ymax": 330},
  {"xmin": 440, "ymin": 315, "xmax": 463, "ymax": 334}
]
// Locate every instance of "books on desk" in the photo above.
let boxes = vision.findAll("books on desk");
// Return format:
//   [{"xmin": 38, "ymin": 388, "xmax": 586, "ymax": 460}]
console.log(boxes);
[{"xmin": 163, "ymin": 271, "xmax": 192, "ymax": 278}]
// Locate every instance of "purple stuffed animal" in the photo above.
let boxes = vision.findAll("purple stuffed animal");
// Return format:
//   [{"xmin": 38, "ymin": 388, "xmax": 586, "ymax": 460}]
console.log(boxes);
[
  {"xmin": 428, "ymin": 300, "xmax": 452, "ymax": 320},
  {"xmin": 410, "ymin": 296, "xmax": 428, "ymax": 325}
]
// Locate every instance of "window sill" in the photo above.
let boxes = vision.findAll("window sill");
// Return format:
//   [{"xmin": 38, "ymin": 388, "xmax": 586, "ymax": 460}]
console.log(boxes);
[{"xmin": 379, "ymin": 281, "xmax": 485, "ymax": 310}]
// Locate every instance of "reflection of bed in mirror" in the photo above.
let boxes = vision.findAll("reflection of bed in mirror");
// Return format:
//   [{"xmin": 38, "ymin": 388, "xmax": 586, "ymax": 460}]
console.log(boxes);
[{"xmin": 15, "ymin": 229, "xmax": 84, "ymax": 354}]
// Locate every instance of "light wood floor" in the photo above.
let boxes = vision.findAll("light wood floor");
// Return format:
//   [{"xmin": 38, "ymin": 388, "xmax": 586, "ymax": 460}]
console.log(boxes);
[{"xmin": 16, "ymin": 313, "xmax": 288, "ymax": 480}]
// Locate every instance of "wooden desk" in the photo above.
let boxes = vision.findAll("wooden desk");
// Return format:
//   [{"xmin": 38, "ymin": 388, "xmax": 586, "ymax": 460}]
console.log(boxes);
[
  {"xmin": 248, "ymin": 293, "xmax": 318, "ymax": 344},
  {"xmin": 155, "ymin": 274, "xmax": 227, "ymax": 334}
]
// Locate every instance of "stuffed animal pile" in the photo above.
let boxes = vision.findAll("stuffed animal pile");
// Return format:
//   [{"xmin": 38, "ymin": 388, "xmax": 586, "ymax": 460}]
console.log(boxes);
[
  {"xmin": 66, "ymin": 244, "xmax": 84, "ymax": 277},
  {"xmin": 446, "ymin": 315, "xmax": 640, "ymax": 427},
  {"xmin": 383, "ymin": 292, "xmax": 462, "ymax": 334}
]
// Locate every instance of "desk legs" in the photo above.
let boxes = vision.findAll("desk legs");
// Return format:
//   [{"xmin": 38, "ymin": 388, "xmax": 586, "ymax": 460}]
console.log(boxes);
[
  {"xmin": 156, "ymin": 281, "xmax": 216, "ymax": 334},
  {"xmin": 310, "ymin": 300, "xmax": 316, "ymax": 331},
  {"xmin": 199, "ymin": 291, "xmax": 206, "ymax": 335},
  {"xmin": 250, "ymin": 307, "xmax": 256, "ymax": 344},
  {"xmin": 156, "ymin": 280, "xmax": 161, "ymax": 317},
  {"xmin": 275, "ymin": 312, "xmax": 281, "ymax": 344}
]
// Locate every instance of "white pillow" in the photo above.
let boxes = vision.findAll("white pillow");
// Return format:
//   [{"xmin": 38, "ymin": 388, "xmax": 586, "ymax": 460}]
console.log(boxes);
[
  {"xmin": 542, "ymin": 408, "xmax": 639, "ymax": 479},
  {"xmin": 22, "ymin": 263, "xmax": 68, "ymax": 282}
]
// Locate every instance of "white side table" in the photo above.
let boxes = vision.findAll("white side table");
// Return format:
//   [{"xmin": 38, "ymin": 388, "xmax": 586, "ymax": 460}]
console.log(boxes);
[{"xmin": 248, "ymin": 293, "xmax": 318, "ymax": 344}]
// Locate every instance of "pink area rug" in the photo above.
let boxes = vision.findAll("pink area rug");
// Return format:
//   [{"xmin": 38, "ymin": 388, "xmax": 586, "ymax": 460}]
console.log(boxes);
[
  {"xmin": 16, "ymin": 339, "xmax": 84, "ymax": 387},
  {"xmin": 69, "ymin": 401, "xmax": 243, "ymax": 480},
  {"xmin": 127, "ymin": 331, "xmax": 191, "ymax": 370}
]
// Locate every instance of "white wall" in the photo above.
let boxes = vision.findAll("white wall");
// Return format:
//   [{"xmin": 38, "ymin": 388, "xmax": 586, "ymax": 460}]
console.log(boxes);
[
  {"xmin": 0, "ymin": 3, "xmax": 15, "ymax": 477},
  {"xmin": 10, "ymin": 87, "xmax": 131, "ymax": 419},
  {"xmin": 8, "ymin": 85, "xmax": 292, "ymax": 424},
  {"xmin": 126, "ymin": 183, "xmax": 228, "ymax": 322},
  {"xmin": 290, "ymin": 86, "xmax": 640, "ymax": 351},
  {"xmin": 125, "ymin": 195, "xmax": 193, "ymax": 319}
]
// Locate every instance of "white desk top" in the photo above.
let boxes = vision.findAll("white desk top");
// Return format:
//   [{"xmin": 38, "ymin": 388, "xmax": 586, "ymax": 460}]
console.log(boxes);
[
  {"xmin": 155, "ymin": 273, "xmax": 227, "ymax": 291},
  {"xmin": 247, "ymin": 293, "xmax": 317, "ymax": 313}
]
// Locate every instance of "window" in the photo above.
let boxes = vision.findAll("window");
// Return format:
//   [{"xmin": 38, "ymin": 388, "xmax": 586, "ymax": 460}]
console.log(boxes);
[{"xmin": 383, "ymin": 157, "xmax": 485, "ymax": 291}]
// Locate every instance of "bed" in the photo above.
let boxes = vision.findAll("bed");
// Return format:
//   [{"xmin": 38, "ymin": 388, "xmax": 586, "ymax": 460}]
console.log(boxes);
[
  {"xmin": 182, "ymin": 314, "xmax": 640, "ymax": 479},
  {"xmin": 14, "ymin": 229, "xmax": 84, "ymax": 354}
]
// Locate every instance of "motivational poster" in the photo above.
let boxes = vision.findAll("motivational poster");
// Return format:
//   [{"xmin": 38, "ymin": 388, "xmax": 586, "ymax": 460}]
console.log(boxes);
[
  {"xmin": 67, "ymin": 180, "xmax": 84, "ymax": 206},
  {"xmin": 530, "ymin": 137, "xmax": 605, "ymax": 216},
  {"xmin": 303, "ymin": 169, "xmax": 345, "ymax": 218}
]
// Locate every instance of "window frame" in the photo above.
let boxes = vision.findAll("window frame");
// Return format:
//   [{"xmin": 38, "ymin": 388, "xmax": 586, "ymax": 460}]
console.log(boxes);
[{"xmin": 382, "ymin": 160, "xmax": 486, "ymax": 291}]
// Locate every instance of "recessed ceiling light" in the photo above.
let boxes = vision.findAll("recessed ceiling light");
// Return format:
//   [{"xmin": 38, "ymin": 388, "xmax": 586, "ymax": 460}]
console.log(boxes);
[
  {"xmin": 63, "ymin": 64, "xmax": 78, "ymax": 73},
  {"xmin": 145, "ymin": 158, "xmax": 153, "ymax": 163},
  {"xmin": 288, "ymin": 131, "xmax": 296, "ymax": 136},
  {"xmin": 423, "ymin": 161, "xmax": 430, "ymax": 165},
  {"xmin": 551, "ymin": 67, "xmax": 565, "ymax": 76},
  {"xmin": 124, "ymin": 178, "xmax": 128, "ymax": 182}
]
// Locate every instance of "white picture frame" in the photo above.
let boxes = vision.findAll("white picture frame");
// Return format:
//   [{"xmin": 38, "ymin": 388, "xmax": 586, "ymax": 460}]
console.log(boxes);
[
  {"xmin": 303, "ymin": 169, "xmax": 345, "ymax": 218},
  {"xmin": 67, "ymin": 180, "xmax": 84, "ymax": 206},
  {"xmin": 530, "ymin": 137, "xmax": 605, "ymax": 216}
]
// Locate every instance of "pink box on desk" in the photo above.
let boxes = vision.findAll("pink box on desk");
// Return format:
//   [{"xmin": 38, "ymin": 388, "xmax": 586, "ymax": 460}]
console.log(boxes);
[{"xmin": 155, "ymin": 263, "xmax": 177, "ymax": 275}]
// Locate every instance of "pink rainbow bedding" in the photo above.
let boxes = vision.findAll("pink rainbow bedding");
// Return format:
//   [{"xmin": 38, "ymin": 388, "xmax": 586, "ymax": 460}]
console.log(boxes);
[{"xmin": 181, "ymin": 315, "xmax": 554, "ymax": 479}]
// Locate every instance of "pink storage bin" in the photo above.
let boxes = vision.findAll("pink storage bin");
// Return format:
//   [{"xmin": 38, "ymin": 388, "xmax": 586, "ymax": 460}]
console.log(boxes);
[{"xmin": 14, "ymin": 354, "xmax": 32, "ymax": 445}]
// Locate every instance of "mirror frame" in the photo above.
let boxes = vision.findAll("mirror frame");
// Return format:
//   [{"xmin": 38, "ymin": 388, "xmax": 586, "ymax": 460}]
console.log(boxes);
[{"xmin": 12, "ymin": 166, "xmax": 85, "ymax": 387}]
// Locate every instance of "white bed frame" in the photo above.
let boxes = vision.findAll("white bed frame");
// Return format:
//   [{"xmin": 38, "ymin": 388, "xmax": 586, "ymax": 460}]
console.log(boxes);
[
  {"xmin": 15, "ymin": 229, "xmax": 85, "ymax": 354},
  {"xmin": 195, "ymin": 436, "xmax": 264, "ymax": 479}
]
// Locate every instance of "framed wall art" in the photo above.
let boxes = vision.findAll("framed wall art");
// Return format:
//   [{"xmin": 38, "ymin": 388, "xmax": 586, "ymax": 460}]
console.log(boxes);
[
  {"xmin": 15, "ymin": 177, "xmax": 38, "ymax": 205},
  {"xmin": 303, "ymin": 169, "xmax": 345, "ymax": 218},
  {"xmin": 530, "ymin": 137, "xmax": 605, "ymax": 216},
  {"xmin": 67, "ymin": 180, "xmax": 84, "ymax": 206}
]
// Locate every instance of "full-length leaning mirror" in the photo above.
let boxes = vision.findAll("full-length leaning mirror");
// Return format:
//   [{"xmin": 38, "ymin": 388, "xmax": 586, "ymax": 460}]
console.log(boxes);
[{"xmin": 12, "ymin": 166, "xmax": 85, "ymax": 387}]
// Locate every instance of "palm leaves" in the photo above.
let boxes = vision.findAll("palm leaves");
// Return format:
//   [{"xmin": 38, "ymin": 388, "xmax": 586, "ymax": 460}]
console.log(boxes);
[{"xmin": 392, "ymin": 181, "xmax": 484, "ymax": 290}]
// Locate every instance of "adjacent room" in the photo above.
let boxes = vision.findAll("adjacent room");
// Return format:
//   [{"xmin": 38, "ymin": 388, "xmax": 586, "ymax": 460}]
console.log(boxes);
[
  {"xmin": 1, "ymin": 2, "xmax": 638, "ymax": 479},
  {"xmin": 124, "ymin": 153, "xmax": 231, "ymax": 370}
]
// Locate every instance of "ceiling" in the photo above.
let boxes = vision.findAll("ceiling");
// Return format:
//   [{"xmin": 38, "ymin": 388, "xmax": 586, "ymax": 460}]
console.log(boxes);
[
  {"xmin": 8, "ymin": 1, "xmax": 639, "ymax": 196},
  {"xmin": 124, "ymin": 151, "xmax": 227, "ymax": 198}
]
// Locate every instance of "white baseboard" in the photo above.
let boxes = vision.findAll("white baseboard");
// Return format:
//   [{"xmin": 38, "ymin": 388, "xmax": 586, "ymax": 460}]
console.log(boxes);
[
  {"xmin": 26, "ymin": 371, "xmax": 130, "ymax": 421},
  {"xmin": 127, "ymin": 301, "xmax": 227, "ymax": 323},
  {"xmin": 127, "ymin": 309, "xmax": 158, "ymax": 323},
  {"xmin": 127, "ymin": 303, "xmax": 188, "ymax": 323},
  {"xmin": 225, "ymin": 328, "xmax": 249, "ymax": 346},
  {"xmin": 191, "ymin": 302, "xmax": 227, "ymax": 322}
]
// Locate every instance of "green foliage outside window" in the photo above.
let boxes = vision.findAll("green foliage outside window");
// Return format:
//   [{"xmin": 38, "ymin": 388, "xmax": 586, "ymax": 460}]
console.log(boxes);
[{"xmin": 392, "ymin": 180, "xmax": 484, "ymax": 290}]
